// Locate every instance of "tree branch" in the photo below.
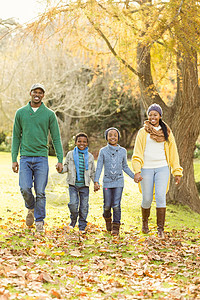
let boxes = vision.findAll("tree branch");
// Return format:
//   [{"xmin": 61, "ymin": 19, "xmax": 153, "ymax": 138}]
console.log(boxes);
[{"xmin": 87, "ymin": 16, "xmax": 142, "ymax": 79}]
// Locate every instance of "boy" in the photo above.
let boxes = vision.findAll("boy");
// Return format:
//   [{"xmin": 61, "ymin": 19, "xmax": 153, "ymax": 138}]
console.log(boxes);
[{"xmin": 62, "ymin": 133, "xmax": 95, "ymax": 232}]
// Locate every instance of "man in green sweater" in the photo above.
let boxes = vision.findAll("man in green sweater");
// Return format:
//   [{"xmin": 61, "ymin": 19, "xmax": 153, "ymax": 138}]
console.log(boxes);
[{"xmin": 11, "ymin": 83, "xmax": 63, "ymax": 233}]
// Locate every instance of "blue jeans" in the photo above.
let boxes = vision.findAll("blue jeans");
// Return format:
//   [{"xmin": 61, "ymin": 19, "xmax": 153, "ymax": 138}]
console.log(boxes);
[
  {"xmin": 68, "ymin": 185, "xmax": 89, "ymax": 231},
  {"xmin": 103, "ymin": 187, "xmax": 123, "ymax": 223},
  {"xmin": 19, "ymin": 156, "xmax": 49, "ymax": 223},
  {"xmin": 140, "ymin": 166, "xmax": 169, "ymax": 209}
]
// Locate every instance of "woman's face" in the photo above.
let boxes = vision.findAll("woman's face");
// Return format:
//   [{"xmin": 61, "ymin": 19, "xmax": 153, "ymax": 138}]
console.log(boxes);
[{"xmin": 148, "ymin": 110, "xmax": 161, "ymax": 127}]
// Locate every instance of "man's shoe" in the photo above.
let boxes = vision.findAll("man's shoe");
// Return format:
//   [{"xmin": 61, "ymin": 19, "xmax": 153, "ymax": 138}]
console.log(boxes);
[
  {"xmin": 26, "ymin": 208, "xmax": 34, "ymax": 226},
  {"xmin": 35, "ymin": 221, "xmax": 44, "ymax": 233}
]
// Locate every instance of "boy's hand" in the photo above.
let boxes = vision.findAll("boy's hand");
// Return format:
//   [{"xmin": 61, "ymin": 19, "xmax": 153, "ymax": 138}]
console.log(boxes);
[
  {"xmin": 56, "ymin": 163, "xmax": 63, "ymax": 173},
  {"xmin": 134, "ymin": 173, "xmax": 143, "ymax": 183},
  {"xmin": 94, "ymin": 182, "xmax": 100, "ymax": 192}
]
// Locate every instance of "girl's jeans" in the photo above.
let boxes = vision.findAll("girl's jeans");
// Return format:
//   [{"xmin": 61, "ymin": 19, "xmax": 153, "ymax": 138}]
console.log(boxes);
[
  {"xmin": 68, "ymin": 185, "xmax": 89, "ymax": 231},
  {"xmin": 19, "ymin": 156, "xmax": 49, "ymax": 223},
  {"xmin": 103, "ymin": 187, "xmax": 123, "ymax": 224},
  {"xmin": 140, "ymin": 166, "xmax": 169, "ymax": 209}
]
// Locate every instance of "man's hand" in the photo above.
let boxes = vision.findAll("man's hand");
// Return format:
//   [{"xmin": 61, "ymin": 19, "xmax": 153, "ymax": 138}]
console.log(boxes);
[
  {"xmin": 56, "ymin": 162, "xmax": 63, "ymax": 173},
  {"xmin": 12, "ymin": 162, "xmax": 19, "ymax": 173}
]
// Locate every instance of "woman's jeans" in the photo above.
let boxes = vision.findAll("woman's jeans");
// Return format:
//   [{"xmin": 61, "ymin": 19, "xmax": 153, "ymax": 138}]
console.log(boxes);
[
  {"xmin": 19, "ymin": 156, "xmax": 49, "ymax": 223},
  {"xmin": 140, "ymin": 166, "xmax": 169, "ymax": 209},
  {"xmin": 103, "ymin": 187, "xmax": 123, "ymax": 224},
  {"xmin": 68, "ymin": 185, "xmax": 89, "ymax": 231}
]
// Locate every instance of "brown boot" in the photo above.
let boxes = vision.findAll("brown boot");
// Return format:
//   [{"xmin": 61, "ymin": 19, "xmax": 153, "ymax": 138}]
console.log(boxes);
[
  {"xmin": 111, "ymin": 222, "xmax": 120, "ymax": 236},
  {"xmin": 156, "ymin": 207, "xmax": 166, "ymax": 239},
  {"xmin": 103, "ymin": 215, "xmax": 112, "ymax": 232},
  {"xmin": 26, "ymin": 208, "xmax": 34, "ymax": 226},
  {"xmin": 141, "ymin": 207, "xmax": 151, "ymax": 234}
]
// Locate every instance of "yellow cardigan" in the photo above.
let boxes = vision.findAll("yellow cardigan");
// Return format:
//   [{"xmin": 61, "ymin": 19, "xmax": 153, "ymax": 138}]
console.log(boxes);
[{"xmin": 132, "ymin": 127, "xmax": 183, "ymax": 193}]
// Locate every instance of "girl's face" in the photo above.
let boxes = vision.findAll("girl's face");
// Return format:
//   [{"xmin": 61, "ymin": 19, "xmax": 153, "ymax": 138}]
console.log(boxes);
[
  {"xmin": 75, "ymin": 136, "xmax": 88, "ymax": 150},
  {"xmin": 148, "ymin": 110, "xmax": 161, "ymax": 127},
  {"xmin": 107, "ymin": 129, "xmax": 119, "ymax": 146}
]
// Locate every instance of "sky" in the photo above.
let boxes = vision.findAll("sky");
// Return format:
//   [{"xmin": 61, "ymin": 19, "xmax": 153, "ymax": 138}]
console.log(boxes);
[{"xmin": 0, "ymin": 0, "xmax": 46, "ymax": 24}]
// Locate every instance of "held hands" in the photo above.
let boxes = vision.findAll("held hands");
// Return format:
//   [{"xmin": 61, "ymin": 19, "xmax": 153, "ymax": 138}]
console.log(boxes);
[
  {"xmin": 94, "ymin": 182, "xmax": 100, "ymax": 192},
  {"xmin": 56, "ymin": 162, "xmax": 63, "ymax": 173},
  {"xmin": 134, "ymin": 172, "xmax": 143, "ymax": 184},
  {"xmin": 12, "ymin": 162, "xmax": 19, "ymax": 173}
]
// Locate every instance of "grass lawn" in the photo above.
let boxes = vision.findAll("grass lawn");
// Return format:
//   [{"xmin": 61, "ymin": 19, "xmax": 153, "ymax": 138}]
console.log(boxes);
[{"xmin": 0, "ymin": 152, "xmax": 200, "ymax": 299}]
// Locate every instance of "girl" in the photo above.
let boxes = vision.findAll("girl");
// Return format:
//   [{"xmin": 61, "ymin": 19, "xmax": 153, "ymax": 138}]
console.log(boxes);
[
  {"xmin": 94, "ymin": 127, "xmax": 135, "ymax": 236},
  {"xmin": 132, "ymin": 103, "xmax": 183, "ymax": 238}
]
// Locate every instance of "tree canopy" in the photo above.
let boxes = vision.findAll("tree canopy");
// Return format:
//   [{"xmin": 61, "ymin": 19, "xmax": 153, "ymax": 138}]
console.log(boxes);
[{"xmin": 30, "ymin": 0, "xmax": 200, "ymax": 211}]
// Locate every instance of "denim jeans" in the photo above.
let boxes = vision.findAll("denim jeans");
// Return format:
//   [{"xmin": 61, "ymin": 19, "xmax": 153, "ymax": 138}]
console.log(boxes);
[
  {"xmin": 140, "ymin": 166, "xmax": 169, "ymax": 209},
  {"xmin": 68, "ymin": 185, "xmax": 89, "ymax": 231},
  {"xmin": 103, "ymin": 187, "xmax": 123, "ymax": 223},
  {"xmin": 19, "ymin": 156, "xmax": 49, "ymax": 223}
]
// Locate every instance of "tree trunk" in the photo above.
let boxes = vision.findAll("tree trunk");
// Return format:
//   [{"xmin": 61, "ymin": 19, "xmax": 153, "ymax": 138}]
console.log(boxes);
[
  {"xmin": 137, "ymin": 44, "xmax": 200, "ymax": 213},
  {"xmin": 167, "ymin": 51, "xmax": 200, "ymax": 212}
]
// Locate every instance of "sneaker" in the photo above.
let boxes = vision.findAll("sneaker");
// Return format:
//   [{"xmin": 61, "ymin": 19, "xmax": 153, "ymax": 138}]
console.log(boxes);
[
  {"xmin": 26, "ymin": 208, "xmax": 34, "ymax": 226},
  {"xmin": 79, "ymin": 229, "xmax": 86, "ymax": 234},
  {"xmin": 69, "ymin": 221, "xmax": 76, "ymax": 229},
  {"xmin": 35, "ymin": 221, "xmax": 44, "ymax": 233}
]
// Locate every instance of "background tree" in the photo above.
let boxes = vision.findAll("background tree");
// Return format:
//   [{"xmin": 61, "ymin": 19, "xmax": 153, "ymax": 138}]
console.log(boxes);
[
  {"xmin": 0, "ymin": 23, "xmax": 139, "ymax": 154},
  {"xmin": 30, "ymin": 0, "xmax": 200, "ymax": 212},
  {"xmin": 83, "ymin": 83, "xmax": 141, "ymax": 149}
]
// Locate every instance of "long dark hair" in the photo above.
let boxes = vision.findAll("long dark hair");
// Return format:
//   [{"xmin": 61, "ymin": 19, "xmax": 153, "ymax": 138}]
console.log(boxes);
[{"xmin": 159, "ymin": 119, "xmax": 168, "ymax": 141}]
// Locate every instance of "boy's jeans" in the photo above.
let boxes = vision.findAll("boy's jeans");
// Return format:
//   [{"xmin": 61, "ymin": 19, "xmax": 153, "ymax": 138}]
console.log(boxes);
[
  {"xmin": 103, "ymin": 187, "xmax": 123, "ymax": 223},
  {"xmin": 68, "ymin": 185, "xmax": 89, "ymax": 231},
  {"xmin": 19, "ymin": 156, "xmax": 49, "ymax": 223},
  {"xmin": 140, "ymin": 166, "xmax": 169, "ymax": 209}
]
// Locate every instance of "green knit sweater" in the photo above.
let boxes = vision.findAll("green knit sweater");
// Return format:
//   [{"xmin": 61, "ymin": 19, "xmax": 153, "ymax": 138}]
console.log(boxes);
[{"xmin": 12, "ymin": 102, "xmax": 63, "ymax": 163}]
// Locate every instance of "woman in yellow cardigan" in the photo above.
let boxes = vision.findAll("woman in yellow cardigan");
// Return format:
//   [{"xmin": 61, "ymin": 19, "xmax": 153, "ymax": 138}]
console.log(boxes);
[{"xmin": 132, "ymin": 103, "xmax": 183, "ymax": 238}]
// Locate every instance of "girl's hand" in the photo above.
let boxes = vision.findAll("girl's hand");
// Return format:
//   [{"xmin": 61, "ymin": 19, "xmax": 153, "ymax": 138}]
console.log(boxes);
[
  {"xmin": 175, "ymin": 176, "xmax": 181, "ymax": 185},
  {"xmin": 94, "ymin": 182, "xmax": 100, "ymax": 192},
  {"xmin": 134, "ymin": 173, "xmax": 143, "ymax": 183}
]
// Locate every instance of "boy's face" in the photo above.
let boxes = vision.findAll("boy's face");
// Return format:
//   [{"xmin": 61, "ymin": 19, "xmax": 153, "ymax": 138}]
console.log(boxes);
[
  {"xmin": 107, "ymin": 129, "xmax": 118, "ymax": 146},
  {"xmin": 75, "ymin": 136, "xmax": 88, "ymax": 150}
]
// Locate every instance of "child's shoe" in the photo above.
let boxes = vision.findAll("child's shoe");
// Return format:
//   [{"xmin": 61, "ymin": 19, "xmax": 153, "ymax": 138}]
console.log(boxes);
[
  {"xmin": 69, "ymin": 221, "xmax": 76, "ymax": 229},
  {"xmin": 103, "ymin": 216, "xmax": 112, "ymax": 232},
  {"xmin": 111, "ymin": 222, "xmax": 120, "ymax": 236}
]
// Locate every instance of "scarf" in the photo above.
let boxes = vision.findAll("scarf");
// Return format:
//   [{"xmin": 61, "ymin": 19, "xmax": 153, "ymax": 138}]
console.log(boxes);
[
  {"xmin": 144, "ymin": 120, "xmax": 170, "ymax": 142},
  {"xmin": 73, "ymin": 146, "xmax": 89, "ymax": 181}
]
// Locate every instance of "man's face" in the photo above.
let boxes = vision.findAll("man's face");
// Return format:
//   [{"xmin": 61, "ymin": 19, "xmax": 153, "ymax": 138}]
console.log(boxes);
[{"xmin": 30, "ymin": 88, "xmax": 44, "ymax": 107}]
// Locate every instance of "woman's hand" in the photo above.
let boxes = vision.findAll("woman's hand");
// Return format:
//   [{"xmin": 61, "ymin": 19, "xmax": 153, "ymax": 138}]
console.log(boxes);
[
  {"xmin": 175, "ymin": 176, "xmax": 181, "ymax": 185},
  {"xmin": 134, "ymin": 173, "xmax": 143, "ymax": 183}
]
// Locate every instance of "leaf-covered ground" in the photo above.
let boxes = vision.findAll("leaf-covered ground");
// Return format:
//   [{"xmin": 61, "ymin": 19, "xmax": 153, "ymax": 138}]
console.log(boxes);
[{"xmin": 0, "ymin": 153, "xmax": 200, "ymax": 299}]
